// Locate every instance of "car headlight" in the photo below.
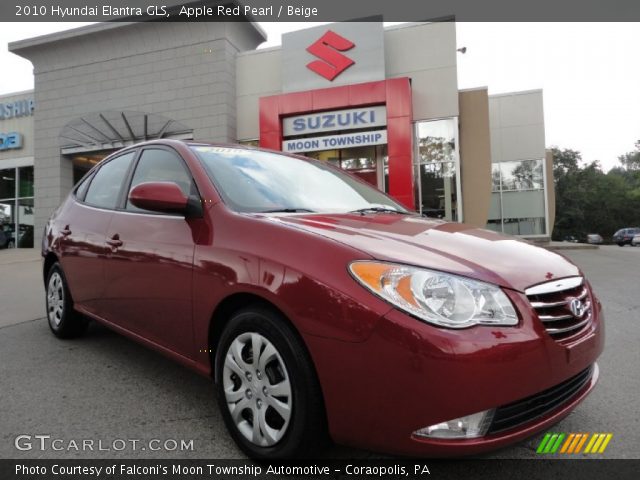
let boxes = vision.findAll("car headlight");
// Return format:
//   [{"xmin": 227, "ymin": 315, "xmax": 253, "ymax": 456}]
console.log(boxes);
[{"xmin": 349, "ymin": 261, "xmax": 518, "ymax": 329}]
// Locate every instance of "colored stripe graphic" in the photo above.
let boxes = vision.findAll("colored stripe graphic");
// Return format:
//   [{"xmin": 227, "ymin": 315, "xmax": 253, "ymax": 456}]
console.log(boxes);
[
  {"xmin": 598, "ymin": 434, "xmax": 613, "ymax": 453},
  {"xmin": 536, "ymin": 433, "xmax": 552, "ymax": 454},
  {"xmin": 567, "ymin": 433, "xmax": 584, "ymax": 453},
  {"xmin": 574, "ymin": 433, "xmax": 589, "ymax": 453},
  {"xmin": 550, "ymin": 433, "xmax": 565, "ymax": 453},
  {"xmin": 585, "ymin": 433, "xmax": 613, "ymax": 453},
  {"xmin": 537, "ymin": 433, "xmax": 612, "ymax": 454},
  {"xmin": 560, "ymin": 433, "xmax": 575, "ymax": 453}
]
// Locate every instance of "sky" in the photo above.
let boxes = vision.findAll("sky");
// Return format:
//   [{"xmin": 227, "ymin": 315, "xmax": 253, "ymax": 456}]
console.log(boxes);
[{"xmin": 1, "ymin": 22, "xmax": 638, "ymax": 171}]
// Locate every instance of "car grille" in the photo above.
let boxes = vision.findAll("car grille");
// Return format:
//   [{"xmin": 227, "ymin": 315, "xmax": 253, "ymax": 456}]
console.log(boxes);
[
  {"xmin": 525, "ymin": 276, "xmax": 592, "ymax": 340},
  {"xmin": 488, "ymin": 365, "xmax": 594, "ymax": 434}
]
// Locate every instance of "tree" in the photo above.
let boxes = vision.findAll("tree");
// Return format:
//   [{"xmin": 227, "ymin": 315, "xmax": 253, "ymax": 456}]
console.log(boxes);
[
  {"xmin": 618, "ymin": 140, "xmax": 640, "ymax": 171},
  {"xmin": 551, "ymin": 147, "xmax": 581, "ymax": 180},
  {"xmin": 551, "ymin": 147, "xmax": 640, "ymax": 241}
]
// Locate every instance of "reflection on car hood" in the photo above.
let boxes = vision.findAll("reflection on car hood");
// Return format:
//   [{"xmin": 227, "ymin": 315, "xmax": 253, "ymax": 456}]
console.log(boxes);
[{"xmin": 262, "ymin": 213, "xmax": 580, "ymax": 292}]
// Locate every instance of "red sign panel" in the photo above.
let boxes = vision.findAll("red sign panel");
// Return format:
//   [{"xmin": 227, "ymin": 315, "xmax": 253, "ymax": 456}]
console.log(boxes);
[{"xmin": 306, "ymin": 30, "xmax": 355, "ymax": 81}]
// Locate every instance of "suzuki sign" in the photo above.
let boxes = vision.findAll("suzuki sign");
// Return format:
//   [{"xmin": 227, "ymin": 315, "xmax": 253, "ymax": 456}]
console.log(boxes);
[
  {"xmin": 305, "ymin": 30, "xmax": 355, "ymax": 81},
  {"xmin": 283, "ymin": 106, "xmax": 387, "ymax": 137},
  {"xmin": 282, "ymin": 22, "xmax": 385, "ymax": 93}
]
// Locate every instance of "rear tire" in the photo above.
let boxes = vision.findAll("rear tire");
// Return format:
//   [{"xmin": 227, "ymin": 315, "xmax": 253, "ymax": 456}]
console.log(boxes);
[
  {"xmin": 215, "ymin": 306, "xmax": 327, "ymax": 459},
  {"xmin": 45, "ymin": 263, "xmax": 89, "ymax": 338}
]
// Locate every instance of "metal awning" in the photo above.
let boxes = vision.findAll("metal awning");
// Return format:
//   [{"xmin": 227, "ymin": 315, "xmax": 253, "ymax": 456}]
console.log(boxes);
[{"xmin": 59, "ymin": 111, "xmax": 193, "ymax": 154}]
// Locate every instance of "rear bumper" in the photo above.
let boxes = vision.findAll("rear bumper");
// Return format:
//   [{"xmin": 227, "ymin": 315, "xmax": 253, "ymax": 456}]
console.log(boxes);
[{"xmin": 303, "ymin": 290, "xmax": 604, "ymax": 457}]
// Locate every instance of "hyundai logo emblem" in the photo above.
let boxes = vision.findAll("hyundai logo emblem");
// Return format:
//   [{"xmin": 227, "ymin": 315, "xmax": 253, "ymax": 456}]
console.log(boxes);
[{"xmin": 569, "ymin": 298, "xmax": 584, "ymax": 318}]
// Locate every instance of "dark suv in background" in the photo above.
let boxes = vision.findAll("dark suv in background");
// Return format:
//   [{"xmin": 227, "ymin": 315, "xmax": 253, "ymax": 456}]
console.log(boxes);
[{"xmin": 613, "ymin": 227, "xmax": 640, "ymax": 246}]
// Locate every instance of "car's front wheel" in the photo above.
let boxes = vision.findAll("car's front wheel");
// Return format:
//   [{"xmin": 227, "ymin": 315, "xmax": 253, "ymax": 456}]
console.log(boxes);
[
  {"xmin": 215, "ymin": 306, "xmax": 326, "ymax": 459},
  {"xmin": 46, "ymin": 263, "xmax": 88, "ymax": 338}
]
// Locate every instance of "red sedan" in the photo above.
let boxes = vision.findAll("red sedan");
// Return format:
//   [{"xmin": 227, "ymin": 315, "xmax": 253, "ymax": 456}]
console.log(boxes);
[{"xmin": 42, "ymin": 140, "xmax": 603, "ymax": 458}]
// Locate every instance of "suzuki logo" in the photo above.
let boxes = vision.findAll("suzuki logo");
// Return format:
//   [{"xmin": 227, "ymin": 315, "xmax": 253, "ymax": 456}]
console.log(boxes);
[
  {"xmin": 306, "ymin": 30, "xmax": 355, "ymax": 81},
  {"xmin": 569, "ymin": 298, "xmax": 584, "ymax": 318}
]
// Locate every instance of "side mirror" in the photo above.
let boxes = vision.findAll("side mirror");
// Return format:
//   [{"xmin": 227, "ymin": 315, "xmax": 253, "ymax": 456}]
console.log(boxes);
[{"xmin": 128, "ymin": 182, "xmax": 189, "ymax": 214}]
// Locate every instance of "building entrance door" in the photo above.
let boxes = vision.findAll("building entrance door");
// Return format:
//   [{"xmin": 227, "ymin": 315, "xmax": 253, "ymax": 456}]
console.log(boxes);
[{"xmin": 304, "ymin": 145, "xmax": 388, "ymax": 192}]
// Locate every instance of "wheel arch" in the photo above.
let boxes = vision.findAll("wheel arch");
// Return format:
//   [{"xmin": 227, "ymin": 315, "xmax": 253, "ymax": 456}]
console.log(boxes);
[
  {"xmin": 206, "ymin": 291, "xmax": 329, "ymax": 430},
  {"xmin": 43, "ymin": 252, "xmax": 59, "ymax": 285},
  {"xmin": 208, "ymin": 292, "xmax": 307, "ymax": 379}
]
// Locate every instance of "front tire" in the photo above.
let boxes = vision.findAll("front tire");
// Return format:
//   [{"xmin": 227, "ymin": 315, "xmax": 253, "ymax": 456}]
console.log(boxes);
[
  {"xmin": 215, "ymin": 306, "xmax": 326, "ymax": 459},
  {"xmin": 45, "ymin": 263, "xmax": 88, "ymax": 338}
]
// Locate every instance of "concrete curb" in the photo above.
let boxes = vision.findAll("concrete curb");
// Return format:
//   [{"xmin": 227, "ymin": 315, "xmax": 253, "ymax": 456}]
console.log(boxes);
[{"xmin": 541, "ymin": 242, "xmax": 599, "ymax": 251}]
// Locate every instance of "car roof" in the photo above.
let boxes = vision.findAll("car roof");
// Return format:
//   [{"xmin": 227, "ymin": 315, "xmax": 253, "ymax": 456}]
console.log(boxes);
[{"xmin": 103, "ymin": 139, "xmax": 310, "ymax": 163}]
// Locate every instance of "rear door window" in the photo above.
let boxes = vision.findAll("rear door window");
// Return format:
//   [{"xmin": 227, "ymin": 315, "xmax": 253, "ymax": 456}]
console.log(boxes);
[{"xmin": 84, "ymin": 152, "xmax": 136, "ymax": 209}]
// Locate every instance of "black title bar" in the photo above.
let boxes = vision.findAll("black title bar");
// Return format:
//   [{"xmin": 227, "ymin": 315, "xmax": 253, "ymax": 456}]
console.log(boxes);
[
  {"xmin": 3, "ymin": 0, "xmax": 640, "ymax": 22},
  {"xmin": 2, "ymin": 459, "xmax": 640, "ymax": 480}
]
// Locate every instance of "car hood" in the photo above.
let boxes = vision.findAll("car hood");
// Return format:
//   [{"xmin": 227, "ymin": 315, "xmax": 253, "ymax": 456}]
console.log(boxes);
[{"xmin": 262, "ymin": 213, "xmax": 580, "ymax": 292}]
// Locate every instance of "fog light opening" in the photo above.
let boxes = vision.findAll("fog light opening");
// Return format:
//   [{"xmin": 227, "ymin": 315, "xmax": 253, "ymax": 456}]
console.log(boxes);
[{"xmin": 413, "ymin": 409, "xmax": 495, "ymax": 439}]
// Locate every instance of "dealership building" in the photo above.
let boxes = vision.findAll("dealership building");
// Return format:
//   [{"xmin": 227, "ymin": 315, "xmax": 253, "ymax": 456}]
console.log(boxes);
[{"xmin": 3, "ymin": 20, "xmax": 554, "ymax": 248}]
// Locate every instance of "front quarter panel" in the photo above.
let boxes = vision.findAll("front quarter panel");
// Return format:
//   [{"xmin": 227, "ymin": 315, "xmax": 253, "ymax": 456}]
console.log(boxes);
[{"xmin": 191, "ymin": 209, "xmax": 395, "ymax": 373}]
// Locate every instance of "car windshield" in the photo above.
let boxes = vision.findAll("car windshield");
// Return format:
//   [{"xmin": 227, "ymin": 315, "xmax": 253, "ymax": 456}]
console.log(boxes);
[{"xmin": 191, "ymin": 146, "xmax": 409, "ymax": 214}]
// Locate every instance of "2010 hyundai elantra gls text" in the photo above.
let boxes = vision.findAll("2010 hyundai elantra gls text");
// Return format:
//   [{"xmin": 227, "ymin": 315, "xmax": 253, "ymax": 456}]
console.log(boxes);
[{"xmin": 42, "ymin": 140, "xmax": 603, "ymax": 458}]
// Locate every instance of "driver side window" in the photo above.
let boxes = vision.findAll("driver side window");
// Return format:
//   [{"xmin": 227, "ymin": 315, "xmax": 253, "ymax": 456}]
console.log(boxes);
[{"xmin": 126, "ymin": 148, "xmax": 193, "ymax": 213}]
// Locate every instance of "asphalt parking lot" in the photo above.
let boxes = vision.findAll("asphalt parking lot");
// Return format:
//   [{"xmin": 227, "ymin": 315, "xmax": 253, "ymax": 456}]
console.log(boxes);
[{"xmin": 0, "ymin": 246, "xmax": 638, "ymax": 459}]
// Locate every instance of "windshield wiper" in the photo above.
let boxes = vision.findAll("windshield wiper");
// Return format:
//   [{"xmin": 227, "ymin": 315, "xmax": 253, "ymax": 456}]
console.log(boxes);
[
  {"xmin": 348, "ymin": 207, "xmax": 409, "ymax": 215},
  {"xmin": 259, "ymin": 208, "xmax": 316, "ymax": 213}
]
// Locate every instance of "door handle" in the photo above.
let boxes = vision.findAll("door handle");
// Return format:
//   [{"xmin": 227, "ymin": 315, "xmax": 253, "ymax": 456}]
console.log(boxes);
[
  {"xmin": 106, "ymin": 234, "xmax": 123, "ymax": 248},
  {"xmin": 60, "ymin": 225, "xmax": 72, "ymax": 236}
]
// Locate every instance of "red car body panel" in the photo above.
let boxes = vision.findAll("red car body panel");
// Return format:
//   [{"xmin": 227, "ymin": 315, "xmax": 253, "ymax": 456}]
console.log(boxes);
[
  {"xmin": 266, "ymin": 213, "xmax": 581, "ymax": 292},
  {"xmin": 42, "ymin": 139, "xmax": 604, "ymax": 456}
]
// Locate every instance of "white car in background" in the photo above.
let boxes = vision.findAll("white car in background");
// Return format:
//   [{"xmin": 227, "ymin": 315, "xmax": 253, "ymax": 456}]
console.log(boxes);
[
  {"xmin": 632, "ymin": 233, "xmax": 640, "ymax": 246},
  {"xmin": 586, "ymin": 234, "xmax": 603, "ymax": 245}
]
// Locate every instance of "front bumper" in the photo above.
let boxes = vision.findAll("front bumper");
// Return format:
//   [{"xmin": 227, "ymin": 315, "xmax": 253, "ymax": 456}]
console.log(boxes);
[{"xmin": 303, "ymin": 289, "xmax": 604, "ymax": 457}]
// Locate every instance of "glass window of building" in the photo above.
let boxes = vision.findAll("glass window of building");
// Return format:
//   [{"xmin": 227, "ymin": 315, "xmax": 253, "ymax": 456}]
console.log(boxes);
[
  {"xmin": 487, "ymin": 159, "xmax": 547, "ymax": 236},
  {"xmin": 302, "ymin": 145, "xmax": 387, "ymax": 192},
  {"xmin": 414, "ymin": 118, "xmax": 460, "ymax": 221},
  {"xmin": 0, "ymin": 166, "xmax": 35, "ymax": 249}
]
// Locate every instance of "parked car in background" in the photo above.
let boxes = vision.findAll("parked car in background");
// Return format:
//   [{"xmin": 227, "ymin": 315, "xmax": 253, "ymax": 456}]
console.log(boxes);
[
  {"xmin": 563, "ymin": 235, "xmax": 579, "ymax": 243},
  {"xmin": 0, "ymin": 224, "xmax": 33, "ymax": 249},
  {"xmin": 0, "ymin": 229, "xmax": 9, "ymax": 249},
  {"xmin": 631, "ymin": 233, "xmax": 640, "ymax": 247},
  {"xmin": 0, "ymin": 225, "xmax": 15, "ymax": 249},
  {"xmin": 586, "ymin": 234, "xmax": 603, "ymax": 245},
  {"xmin": 42, "ymin": 140, "xmax": 604, "ymax": 459},
  {"xmin": 613, "ymin": 227, "xmax": 640, "ymax": 246}
]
